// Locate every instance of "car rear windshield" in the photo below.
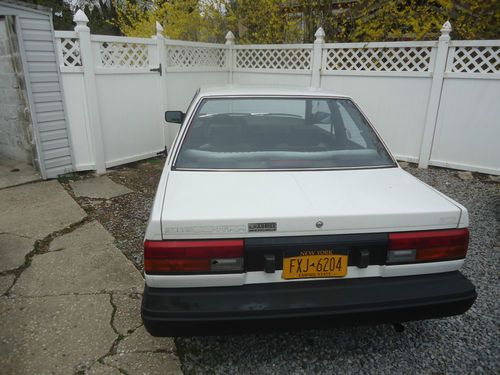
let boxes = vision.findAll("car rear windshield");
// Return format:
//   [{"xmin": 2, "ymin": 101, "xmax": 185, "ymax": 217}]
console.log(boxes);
[{"xmin": 174, "ymin": 97, "xmax": 395, "ymax": 170}]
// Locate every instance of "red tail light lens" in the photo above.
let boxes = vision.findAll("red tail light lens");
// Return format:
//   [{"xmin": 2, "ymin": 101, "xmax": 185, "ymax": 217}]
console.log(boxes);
[
  {"xmin": 145, "ymin": 258, "xmax": 211, "ymax": 273},
  {"xmin": 144, "ymin": 239, "xmax": 244, "ymax": 274},
  {"xmin": 387, "ymin": 228, "xmax": 469, "ymax": 264}
]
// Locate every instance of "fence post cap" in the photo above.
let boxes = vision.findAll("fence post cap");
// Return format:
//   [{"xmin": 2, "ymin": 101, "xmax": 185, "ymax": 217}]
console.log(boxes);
[
  {"xmin": 156, "ymin": 21, "xmax": 164, "ymax": 36},
  {"xmin": 73, "ymin": 9, "xmax": 89, "ymax": 25},
  {"xmin": 73, "ymin": 9, "xmax": 89, "ymax": 32},
  {"xmin": 225, "ymin": 31, "xmax": 235, "ymax": 45},
  {"xmin": 440, "ymin": 21, "xmax": 452, "ymax": 40},
  {"xmin": 314, "ymin": 27, "xmax": 325, "ymax": 42},
  {"xmin": 441, "ymin": 21, "xmax": 452, "ymax": 33}
]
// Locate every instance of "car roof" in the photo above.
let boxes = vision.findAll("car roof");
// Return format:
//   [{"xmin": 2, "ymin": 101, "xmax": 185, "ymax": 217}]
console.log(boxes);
[{"xmin": 197, "ymin": 85, "xmax": 351, "ymax": 99}]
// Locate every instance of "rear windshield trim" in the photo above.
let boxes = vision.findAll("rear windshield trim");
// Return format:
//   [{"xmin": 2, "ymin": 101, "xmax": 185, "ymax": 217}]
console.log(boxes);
[
  {"xmin": 171, "ymin": 95, "xmax": 397, "ymax": 171},
  {"xmin": 172, "ymin": 165, "xmax": 398, "ymax": 172}
]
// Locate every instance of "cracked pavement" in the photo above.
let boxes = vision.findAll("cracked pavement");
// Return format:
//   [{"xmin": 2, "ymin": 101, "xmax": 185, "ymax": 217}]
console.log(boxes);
[{"xmin": 0, "ymin": 180, "xmax": 181, "ymax": 374}]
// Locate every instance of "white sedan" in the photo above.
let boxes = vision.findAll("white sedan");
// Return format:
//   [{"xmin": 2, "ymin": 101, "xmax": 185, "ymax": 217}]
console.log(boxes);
[{"xmin": 142, "ymin": 86, "xmax": 476, "ymax": 336}]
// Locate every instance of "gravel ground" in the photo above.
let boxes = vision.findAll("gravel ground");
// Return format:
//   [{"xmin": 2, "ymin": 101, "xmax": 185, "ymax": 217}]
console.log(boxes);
[
  {"xmin": 174, "ymin": 164, "xmax": 499, "ymax": 375},
  {"xmin": 65, "ymin": 161, "xmax": 499, "ymax": 374}
]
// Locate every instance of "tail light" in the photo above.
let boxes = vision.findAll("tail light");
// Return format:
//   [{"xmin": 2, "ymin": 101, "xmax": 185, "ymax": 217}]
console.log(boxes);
[
  {"xmin": 144, "ymin": 239, "xmax": 244, "ymax": 274},
  {"xmin": 387, "ymin": 228, "xmax": 469, "ymax": 264}
]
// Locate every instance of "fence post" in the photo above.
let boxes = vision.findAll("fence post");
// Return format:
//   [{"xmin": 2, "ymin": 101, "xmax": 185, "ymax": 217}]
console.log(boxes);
[
  {"xmin": 74, "ymin": 10, "xmax": 106, "ymax": 174},
  {"xmin": 225, "ymin": 31, "xmax": 235, "ymax": 84},
  {"xmin": 311, "ymin": 27, "xmax": 325, "ymax": 88},
  {"xmin": 418, "ymin": 21, "xmax": 451, "ymax": 169},
  {"xmin": 153, "ymin": 21, "xmax": 170, "ymax": 149}
]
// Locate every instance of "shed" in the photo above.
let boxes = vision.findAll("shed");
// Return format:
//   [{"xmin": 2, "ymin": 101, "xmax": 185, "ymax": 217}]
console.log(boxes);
[{"xmin": 0, "ymin": 0, "xmax": 73, "ymax": 179}]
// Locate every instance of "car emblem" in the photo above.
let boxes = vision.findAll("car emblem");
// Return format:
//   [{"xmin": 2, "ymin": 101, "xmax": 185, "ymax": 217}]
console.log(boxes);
[
  {"xmin": 248, "ymin": 222, "xmax": 277, "ymax": 232},
  {"xmin": 316, "ymin": 220, "xmax": 324, "ymax": 228}
]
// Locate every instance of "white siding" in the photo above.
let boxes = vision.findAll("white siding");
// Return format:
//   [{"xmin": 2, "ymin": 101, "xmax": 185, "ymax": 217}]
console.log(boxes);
[{"xmin": 0, "ymin": 2, "xmax": 73, "ymax": 178}]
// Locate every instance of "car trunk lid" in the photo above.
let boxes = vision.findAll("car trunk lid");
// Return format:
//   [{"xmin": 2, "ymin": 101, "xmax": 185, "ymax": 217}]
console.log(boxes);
[{"xmin": 160, "ymin": 167, "xmax": 463, "ymax": 239}]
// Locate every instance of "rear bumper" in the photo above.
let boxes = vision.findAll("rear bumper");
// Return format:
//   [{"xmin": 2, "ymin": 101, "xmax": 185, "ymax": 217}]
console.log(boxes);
[{"xmin": 142, "ymin": 271, "xmax": 476, "ymax": 337}]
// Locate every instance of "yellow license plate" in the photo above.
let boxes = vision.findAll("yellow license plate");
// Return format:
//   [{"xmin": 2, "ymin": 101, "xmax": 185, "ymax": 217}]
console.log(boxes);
[{"xmin": 282, "ymin": 254, "xmax": 348, "ymax": 279}]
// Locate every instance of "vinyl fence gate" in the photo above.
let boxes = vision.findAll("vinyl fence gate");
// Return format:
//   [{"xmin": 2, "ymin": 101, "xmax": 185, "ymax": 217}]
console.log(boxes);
[{"xmin": 55, "ymin": 11, "xmax": 500, "ymax": 176}]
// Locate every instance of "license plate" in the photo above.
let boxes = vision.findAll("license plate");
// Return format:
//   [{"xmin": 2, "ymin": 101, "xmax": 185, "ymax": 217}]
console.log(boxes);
[{"xmin": 282, "ymin": 252, "xmax": 348, "ymax": 279}]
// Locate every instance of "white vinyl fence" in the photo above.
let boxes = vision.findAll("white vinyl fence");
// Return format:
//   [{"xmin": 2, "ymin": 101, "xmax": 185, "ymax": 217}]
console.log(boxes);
[{"xmin": 55, "ymin": 11, "xmax": 500, "ymax": 175}]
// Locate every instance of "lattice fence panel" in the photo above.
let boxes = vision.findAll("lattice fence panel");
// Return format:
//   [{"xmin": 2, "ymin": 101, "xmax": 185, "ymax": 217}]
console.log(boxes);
[
  {"xmin": 235, "ymin": 48, "xmax": 312, "ymax": 70},
  {"xmin": 99, "ymin": 42, "xmax": 149, "ymax": 68},
  {"xmin": 450, "ymin": 46, "xmax": 499, "ymax": 73},
  {"xmin": 324, "ymin": 47, "xmax": 433, "ymax": 72},
  {"xmin": 166, "ymin": 46, "xmax": 227, "ymax": 69},
  {"xmin": 60, "ymin": 38, "xmax": 82, "ymax": 67}
]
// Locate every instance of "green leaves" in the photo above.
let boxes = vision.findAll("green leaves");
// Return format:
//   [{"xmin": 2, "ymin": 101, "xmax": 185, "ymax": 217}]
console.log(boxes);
[
  {"xmin": 352, "ymin": 0, "xmax": 500, "ymax": 41},
  {"xmin": 111, "ymin": 0, "xmax": 500, "ymax": 42}
]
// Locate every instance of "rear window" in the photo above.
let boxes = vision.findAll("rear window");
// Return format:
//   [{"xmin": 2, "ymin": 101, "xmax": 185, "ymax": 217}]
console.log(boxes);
[{"xmin": 174, "ymin": 97, "xmax": 395, "ymax": 170}]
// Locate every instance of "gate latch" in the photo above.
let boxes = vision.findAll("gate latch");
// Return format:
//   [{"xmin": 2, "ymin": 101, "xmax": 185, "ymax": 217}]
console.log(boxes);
[{"xmin": 150, "ymin": 63, "xmax": 162, "ymax": 76}]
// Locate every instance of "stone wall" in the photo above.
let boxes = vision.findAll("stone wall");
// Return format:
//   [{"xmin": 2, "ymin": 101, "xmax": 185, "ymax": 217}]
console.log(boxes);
[{"xmin": 0, "ymin": 16, "xmax": 33, "ymax": 164}]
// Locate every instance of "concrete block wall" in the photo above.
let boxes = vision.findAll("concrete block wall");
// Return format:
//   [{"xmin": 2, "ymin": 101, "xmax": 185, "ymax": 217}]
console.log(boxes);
[{"xmin": 0, "ymin": 16, "xmax": 33, "ymax": 164}]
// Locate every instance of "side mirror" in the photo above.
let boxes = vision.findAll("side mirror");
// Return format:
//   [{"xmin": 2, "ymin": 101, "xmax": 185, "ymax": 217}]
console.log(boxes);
[{"xmin": 165, "ymin": 111, "xmax": 185, "ymax": 124}]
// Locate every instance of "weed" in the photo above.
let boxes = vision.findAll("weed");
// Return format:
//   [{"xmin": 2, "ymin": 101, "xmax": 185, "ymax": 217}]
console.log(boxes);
[{"xmin": 57, "ymin": 172, "xmax": 79, "ymax": 183}]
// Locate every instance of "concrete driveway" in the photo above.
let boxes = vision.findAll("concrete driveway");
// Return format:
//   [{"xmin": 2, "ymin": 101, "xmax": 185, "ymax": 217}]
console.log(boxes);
[{"xmin": 0, "ymin": 180, "xmax": 181, "ymax": 374}]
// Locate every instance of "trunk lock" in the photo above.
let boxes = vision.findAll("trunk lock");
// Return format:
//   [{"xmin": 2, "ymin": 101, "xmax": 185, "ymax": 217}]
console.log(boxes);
[
  {"xmin": 358, "ymin": 249, "xmax": 370, "ymax": 268},
  {"xmin": 264, "ymin": 254, "xmax": 276, "ymax": 273}
]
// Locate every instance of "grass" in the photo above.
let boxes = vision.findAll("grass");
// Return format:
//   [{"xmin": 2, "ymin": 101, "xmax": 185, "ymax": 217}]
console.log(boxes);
[{"xmin": 57, "ymin": 172, "xmax": 80, "ymax": 183}]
